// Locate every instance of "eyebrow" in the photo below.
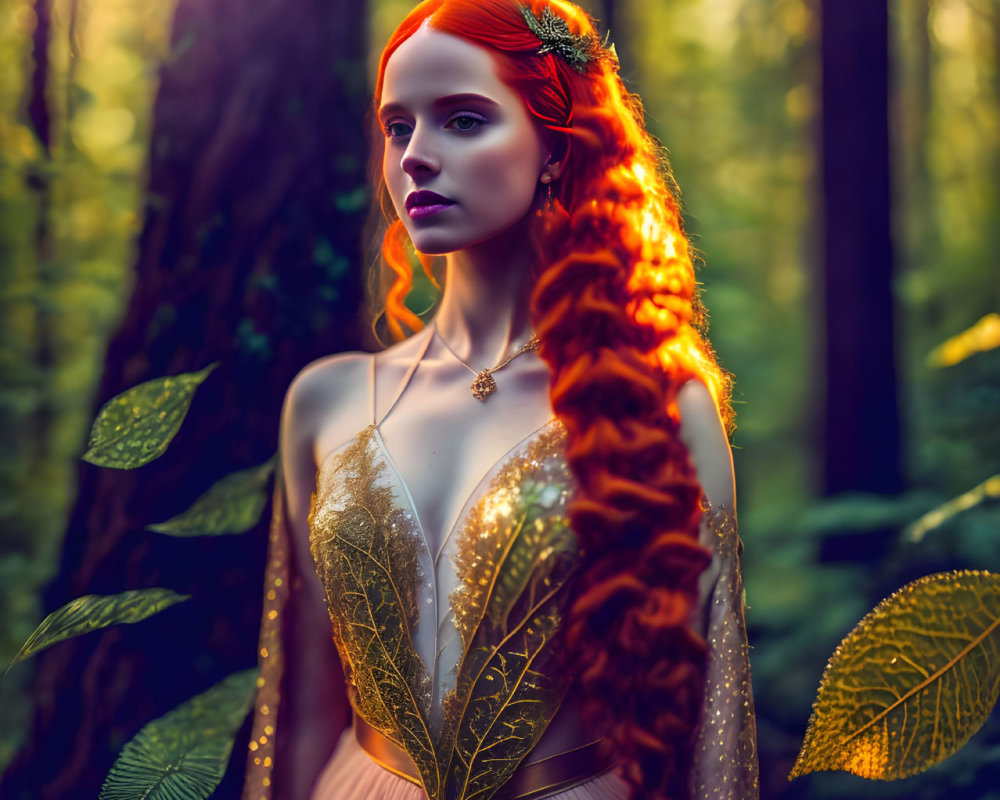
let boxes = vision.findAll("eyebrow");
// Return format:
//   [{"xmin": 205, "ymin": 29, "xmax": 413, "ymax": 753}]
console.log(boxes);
[{"xmin": 377, "ymin": 92, "xmax": 500, "ymax": 121}]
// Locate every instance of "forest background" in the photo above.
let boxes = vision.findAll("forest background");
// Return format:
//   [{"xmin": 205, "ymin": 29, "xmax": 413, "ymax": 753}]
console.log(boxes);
[{"xmin": 1, "ymin": 0, "xmax": 998, "ymax": 798}]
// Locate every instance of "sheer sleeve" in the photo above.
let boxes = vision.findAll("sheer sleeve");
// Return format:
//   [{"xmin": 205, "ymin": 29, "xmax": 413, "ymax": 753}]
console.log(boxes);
[
  {"xmin": 242, "ymin": 480, "xmax": 293, "ymax": 800},
  {"xmin": 691, "ymin": 505, "xmax": 760, "ymax": 800}
]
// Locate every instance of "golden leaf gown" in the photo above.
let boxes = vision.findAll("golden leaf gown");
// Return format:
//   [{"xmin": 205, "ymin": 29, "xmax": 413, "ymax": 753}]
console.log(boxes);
[{"xmin": 242, "ymin": 346, "xmax": 758, "ymax": 800}]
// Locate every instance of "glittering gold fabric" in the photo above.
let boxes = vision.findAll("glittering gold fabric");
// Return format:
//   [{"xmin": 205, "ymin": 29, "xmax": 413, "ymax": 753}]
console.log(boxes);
[
  {"xmin": 442, "ymin": 422, "xmax": 579, "ymax": 799},
  {"xmin": 241, "ymin": 482, "xmax": 290, "ymax": 800},
  {"xmin": 309, "ymin": 421, "xmax": 578, "ymax": 800},
  {"xmin": 243, "ymin": 418, "xmax": 759, "ymax": 800},
  {"xmin": 309, "ymin": 426, "xmax": 439, "ymax": 795},
  {"xmin": 692, "ymin": 505, "xmax": 760, "ymax": 800}
]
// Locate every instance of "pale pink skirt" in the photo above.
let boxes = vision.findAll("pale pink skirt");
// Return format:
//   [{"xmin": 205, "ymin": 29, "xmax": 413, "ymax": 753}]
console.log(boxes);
[{"xmin": 311, "ymin": 728, "xmax": 632, "ymax": 800}]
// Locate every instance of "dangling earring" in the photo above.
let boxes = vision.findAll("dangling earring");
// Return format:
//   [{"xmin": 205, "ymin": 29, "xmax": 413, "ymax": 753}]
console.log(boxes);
[{"xmin": 540, "ymin": 172, "xmax": 554, "ymax": 210}]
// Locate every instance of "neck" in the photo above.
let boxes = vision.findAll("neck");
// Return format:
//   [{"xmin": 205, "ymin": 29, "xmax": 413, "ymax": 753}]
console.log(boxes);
[{"xmin": 432, "ymin": 220, "xmax": 538, "ymax": 367}]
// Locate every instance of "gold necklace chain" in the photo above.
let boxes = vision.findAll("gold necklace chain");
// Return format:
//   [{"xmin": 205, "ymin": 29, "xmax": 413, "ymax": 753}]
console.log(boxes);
[{"xmin": 432, "ymin": 320, "xmax": 541, "ymax": 401}]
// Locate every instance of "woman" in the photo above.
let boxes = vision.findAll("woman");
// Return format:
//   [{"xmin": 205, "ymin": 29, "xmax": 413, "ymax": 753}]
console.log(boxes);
[{"xmin": 242, "ymin": 1, "xmax": 757, "ymax": 798}]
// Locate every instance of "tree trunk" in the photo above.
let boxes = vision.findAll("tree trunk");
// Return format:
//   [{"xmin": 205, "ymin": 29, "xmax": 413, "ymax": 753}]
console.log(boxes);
[
  {"xmin": 599, "ymin": 0, "xmax": 616, "ymax": 40},
  {"xmin": 1, "ymin": 0, "xmax": 369, "ymax": 797},
  {"xmin": 25, "ymin": 0, "xmax": 55, "ymax": 468},
  {"xmin": 27, "ymin": 0, "xmax": 51, "ymax": 155},
  {"xmin": 819, "ymin": 0, "xmax": 902, "ymax": 497},
  {"xmin": 599, "ymin": 0, "xmax": 634, "ymax": 89}
]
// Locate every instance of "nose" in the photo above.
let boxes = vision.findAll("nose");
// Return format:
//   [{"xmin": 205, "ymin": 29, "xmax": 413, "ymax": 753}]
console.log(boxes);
[{"xmin": 400, "ymin": 124, "xmax": 440, "ymax": 179}]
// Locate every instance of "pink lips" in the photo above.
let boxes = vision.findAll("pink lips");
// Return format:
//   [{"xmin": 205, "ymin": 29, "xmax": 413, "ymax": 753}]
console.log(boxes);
[{"xmin": 406, "ymin": 190, "xmax": 455, "ymax": 220}]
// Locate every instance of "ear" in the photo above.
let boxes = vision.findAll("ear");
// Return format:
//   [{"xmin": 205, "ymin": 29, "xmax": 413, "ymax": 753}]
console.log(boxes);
[
  {"xmin": 541, "ymin": 131, "xmax": 570, "ymax": 181},
  {"xmin": 542, "ymin": 158, "xmax": 566, "ymax": 183}
]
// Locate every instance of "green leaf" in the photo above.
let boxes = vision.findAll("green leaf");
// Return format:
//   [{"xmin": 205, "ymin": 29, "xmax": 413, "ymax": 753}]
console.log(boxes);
[
  {"xmin": 790, "ymin": 570, "xmax": 1000, "ymax": 781},
  {"xmin": 147, "ymin": 457, "xmax": 276, "ymax": 537},
  {"xmin": 99, "ymin": 668, "xmax": 258, "ymax": 800},
  {"xmin": 906, "ymin": 475, "xmax": 1000, "ymax": 542},
  {"xmin": 82, "ymin": 364, "xmax": 217, "ymax": 469},
  {"xmin": 6, "ymin": 589, "xmax": 189, "ymax": 673}
]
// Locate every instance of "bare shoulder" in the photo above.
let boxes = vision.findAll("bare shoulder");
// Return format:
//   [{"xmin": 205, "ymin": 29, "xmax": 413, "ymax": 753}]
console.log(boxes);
[
  {"xmin": 283, "ymin": 329, "xmax": 432, "ymax": 466},
  {"xmin": 286, "ymin": 351, "xmax": 370, "ymax": 424},
  {"xmin": 676, "ymin": 380, "xmax": 725, "ymax": 443},
  {"xmin": 676, "ymin": 379, "xmax": 735, "ymax": 511},
  {"xmin": 282, "ymin": 351, "xmax": 372, "ymax": 462}
]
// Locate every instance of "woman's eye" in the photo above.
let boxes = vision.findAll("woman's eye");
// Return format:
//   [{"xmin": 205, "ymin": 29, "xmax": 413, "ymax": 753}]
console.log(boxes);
[
  {"xmin": 447, "ymin": 114, "xmax": 485, "ymax": 132},
  {"xmin": 384, "ymin": 121, "xmax": 412, "ymax": 139},
  {"xmin": 384, "ymin": 114, "xmax": 483, "ymax": 138}
]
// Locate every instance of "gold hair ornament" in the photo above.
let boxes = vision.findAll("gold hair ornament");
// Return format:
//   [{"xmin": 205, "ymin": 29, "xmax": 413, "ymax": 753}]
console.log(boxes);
[{"xmin": 519, "ymin": 5, "xmax": 618, "ymax": 73}]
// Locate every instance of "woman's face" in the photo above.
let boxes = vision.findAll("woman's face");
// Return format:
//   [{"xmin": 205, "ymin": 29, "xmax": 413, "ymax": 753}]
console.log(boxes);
[{"xmin": 379, "ymin": 25, "xmax": 549, "ymax": 255}]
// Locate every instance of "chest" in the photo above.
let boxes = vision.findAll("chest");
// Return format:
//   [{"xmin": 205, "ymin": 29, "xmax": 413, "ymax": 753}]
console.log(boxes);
[
  {"xmin": 372, "ymin": 352, "xmax": 553, "ymax": 556},
  {"xmin": 309, "ymin": 418, "xmax": 581, "ymax": 800}
]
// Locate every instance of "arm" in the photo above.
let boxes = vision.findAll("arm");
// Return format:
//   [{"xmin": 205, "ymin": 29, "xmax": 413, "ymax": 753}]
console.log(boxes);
[
  {"xmin": 278, "ymin": 366, "xmax": 353, "ymax": 799},
  {"xmin": 243, "ymin": 365, "xmax": 352, "ymax": 800},
  {"xmin": 677, "ymin": 380, "xmax": 759, "ymax": 800}
]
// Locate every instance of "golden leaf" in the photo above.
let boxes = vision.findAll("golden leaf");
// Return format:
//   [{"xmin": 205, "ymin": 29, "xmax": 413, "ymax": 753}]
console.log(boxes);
[
  {"xmin": 443, "ymin": 424, "xmax": 578, "ymax": 800},
  {"xmin": 790, "ymin": 570, "xmax": 1000, "ymax": 781},
  {"xmin": 926, "ymin": 313, "xmax": 1000, "ymax": 367},
  {"xmin": 310, "ymin": 427, "xmax": 440, "ymax": 797}
]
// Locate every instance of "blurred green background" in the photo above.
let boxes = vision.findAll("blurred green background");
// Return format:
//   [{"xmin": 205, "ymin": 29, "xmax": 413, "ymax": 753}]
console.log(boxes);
[{"xmin": 1, "ymin": 0, "xmax": 998, "ymax": 797}]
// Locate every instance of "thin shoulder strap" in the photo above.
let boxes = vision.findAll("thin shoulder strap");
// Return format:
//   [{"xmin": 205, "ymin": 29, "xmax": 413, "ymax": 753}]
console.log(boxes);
[
  {"xmin": 375, "ymin": 322, "xmax": 436, "ymax": 429},
  {"xmin": 368, "ymin": 354, "xmax": 377, "ymax": 426}
]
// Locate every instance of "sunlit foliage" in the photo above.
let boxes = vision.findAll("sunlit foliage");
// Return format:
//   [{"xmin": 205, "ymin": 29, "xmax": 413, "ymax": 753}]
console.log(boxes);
[
  {"xmin": 626, "ymin": 0, "xmax": 818, "ymax": 521},
  {"xmin": 0, "ymin": 0, "xmax": 176, "ymax": 770}
]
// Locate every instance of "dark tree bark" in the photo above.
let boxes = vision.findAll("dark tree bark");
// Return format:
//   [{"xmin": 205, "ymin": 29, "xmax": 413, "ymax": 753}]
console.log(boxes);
[
  {"xmin": 1, "ymin": 0, "xmax": 369, "ymax": 797},
  {"xmin": 598, "ymin": 0, "xmax": 635, "ymax": 89},
  {"xmin": 26, "ymin": 0, "xmax": 51, "ymax": 154},
  {"xmin": 819, "ymin": 0, "xmax": 902, "ymax": 497},
  {"xmin": 599, "ymin": 0, "xmax": 617, "ymax": 42},
  {"xmin": 24, "ymin": 0, "xmax": 56, "ymax": 468}
]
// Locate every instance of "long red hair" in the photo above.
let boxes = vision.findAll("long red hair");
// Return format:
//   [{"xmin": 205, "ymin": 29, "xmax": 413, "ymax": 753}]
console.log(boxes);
[{"xmin": 370, "ymin": 2, "xmax": 732, "ymax": 797}]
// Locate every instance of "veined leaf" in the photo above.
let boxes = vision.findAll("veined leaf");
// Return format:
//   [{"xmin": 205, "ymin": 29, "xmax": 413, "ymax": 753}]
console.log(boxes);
[
  {"xmin": 83, "ymin": 364, "xmax": 217, "ymax": 469},
  {"xmin": 99, "ymin": 668, "xmax": 258, "ymax": 800},
  {"xmin": 6, "ymin": 588, "xmax": 189, "ymax": 673},
  {"xmin": 309, "ymin": 426, "xmax": 439, "ymax": 797},
  {"xmin": 443, "ymin": 423, "xmax": 578, "ymax": 800},
  {"xmin": 147, "ymin": 456, "xmax": 276, "ymax": 536},
  {"xmin": 790, "ymin": 570, "xmax": 1000, "ymax": 781}
]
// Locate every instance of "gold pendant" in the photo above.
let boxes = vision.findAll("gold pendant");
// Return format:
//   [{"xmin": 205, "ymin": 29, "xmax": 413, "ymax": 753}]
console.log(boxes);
[{"xmin": 471, "ymin": 370, "xmax": 497, "ymax": 401}]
